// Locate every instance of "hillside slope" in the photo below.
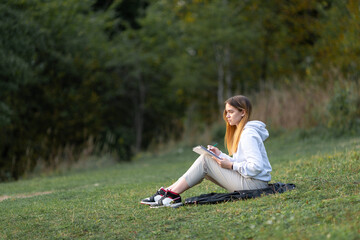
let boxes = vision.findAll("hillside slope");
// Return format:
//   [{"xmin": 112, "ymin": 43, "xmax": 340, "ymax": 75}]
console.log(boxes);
[{"xmin": 0, "ymin": 135, "xmax": 359, "ymax": 239}]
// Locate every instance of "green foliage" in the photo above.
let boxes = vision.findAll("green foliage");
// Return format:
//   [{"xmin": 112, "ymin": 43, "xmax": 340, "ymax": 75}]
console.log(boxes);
[
  {"xmin": 0, "ymin": 134, "xmax": 358, "ymax": 239},
  {"xmin": 210, "ymin": 122, "xmax": 226, "ymax": 143},
  {"xmin": 327, "ymin": 82, "xmax": 360, "ymax": 135},
  {"xmin": 1, "ymin": 0, "xmax": 360, "ymax": 180},
  {"xmin": 0, "ymin": 0, "xmax": 134, "ymax": 180},
  {"xmin": 315, "ymin": 0, "xmax": 360, "ymax": 76}
]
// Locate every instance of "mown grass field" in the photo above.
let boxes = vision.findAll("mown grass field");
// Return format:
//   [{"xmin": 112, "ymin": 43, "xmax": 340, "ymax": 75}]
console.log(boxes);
[{"xmin": 0, "ymin": 133, "xmax": 359, "ymax": 239}]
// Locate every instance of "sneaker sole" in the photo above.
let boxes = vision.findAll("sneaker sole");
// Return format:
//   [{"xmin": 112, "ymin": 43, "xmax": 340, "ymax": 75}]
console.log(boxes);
[
  {"xmin": 140, "ymin": 201, "xmax": 159, "ymax": 206},
  {"xmin": 150, "ymin": 202, "xmax": 183, "ymax": 208}
]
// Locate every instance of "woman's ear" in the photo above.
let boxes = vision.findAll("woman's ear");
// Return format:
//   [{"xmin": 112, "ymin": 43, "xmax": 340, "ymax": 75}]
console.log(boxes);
[{"xmin": 241, "ymin": 109, "xmax": 245, "ymax": 117}]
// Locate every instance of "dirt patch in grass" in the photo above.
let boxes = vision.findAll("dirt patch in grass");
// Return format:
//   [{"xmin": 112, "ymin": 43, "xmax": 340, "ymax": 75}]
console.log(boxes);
[{"xmin": 0, "ymin": 191, "xmax": 53, "ymax": 202}]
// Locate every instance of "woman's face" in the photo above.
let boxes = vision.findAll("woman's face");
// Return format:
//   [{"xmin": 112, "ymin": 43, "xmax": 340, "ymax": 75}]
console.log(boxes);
[{"xmin": 225, "ymin": 103, "xmax": 244, "ymax": 126}]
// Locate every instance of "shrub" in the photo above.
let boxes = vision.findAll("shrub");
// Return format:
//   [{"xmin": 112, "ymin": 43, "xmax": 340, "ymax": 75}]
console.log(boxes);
[{"xmin": 327, "ymin": 82, "xmax": 360, "ymax": 135}]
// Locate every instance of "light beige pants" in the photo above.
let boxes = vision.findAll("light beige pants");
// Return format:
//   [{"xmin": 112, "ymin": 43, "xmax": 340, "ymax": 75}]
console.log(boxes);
[{"xmin": 180, "ymin": 154, "xmax": 268, "ymax": 192}]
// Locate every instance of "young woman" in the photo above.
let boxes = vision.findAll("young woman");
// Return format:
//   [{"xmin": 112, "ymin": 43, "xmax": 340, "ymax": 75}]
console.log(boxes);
[{"xmin": 141, "ymin": 95, "xmax": 272, "ymax": 208}]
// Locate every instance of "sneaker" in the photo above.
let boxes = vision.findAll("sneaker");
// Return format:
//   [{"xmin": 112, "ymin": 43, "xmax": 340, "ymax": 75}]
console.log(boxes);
[
  {"xmin": 151, "ymin": 190, "xmax": 183, "ymax": 208},
  {"xmin": 140, "ymin": 187, "xmax": 167, "ymax": 205}
]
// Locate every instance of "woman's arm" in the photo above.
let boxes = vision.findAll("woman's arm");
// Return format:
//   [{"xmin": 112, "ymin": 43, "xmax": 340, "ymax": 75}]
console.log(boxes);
[
  {"xmin": 219, "ymin": 152, "xmax": 234, "ymax": 161},
  {"xmin": 208, "ymin": 145, "xmax": 235, "ymax": 170},
  {"xmin": 207, "ymin": 145, "xmax": 234, "ymax": 161},
  {"xmin": 233, "ymin": 130, "xmax": 264, "ymax": 176}
]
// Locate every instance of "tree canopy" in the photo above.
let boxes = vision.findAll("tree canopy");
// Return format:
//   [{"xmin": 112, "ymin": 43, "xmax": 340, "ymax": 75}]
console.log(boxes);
[{"xmin": 0, "ymin": 0, "xmax": 359, "ymax": 180}]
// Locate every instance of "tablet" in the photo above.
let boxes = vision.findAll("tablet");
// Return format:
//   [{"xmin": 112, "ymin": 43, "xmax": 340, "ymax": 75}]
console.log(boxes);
[{"xmin": 192, "ymin": 145, "xmax": 222, "ymax": 160}]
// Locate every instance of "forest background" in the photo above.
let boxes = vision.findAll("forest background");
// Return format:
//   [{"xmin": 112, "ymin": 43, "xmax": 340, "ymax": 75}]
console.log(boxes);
[{"xmin": 0, "ymin": 0, "xmax": 359, "ymax": 181}]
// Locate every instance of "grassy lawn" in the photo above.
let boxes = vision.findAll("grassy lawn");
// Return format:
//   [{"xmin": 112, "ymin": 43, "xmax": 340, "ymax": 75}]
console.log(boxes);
[{"xmin": 0, "ymin": 134, "xmax": 359, "ymax": 239}]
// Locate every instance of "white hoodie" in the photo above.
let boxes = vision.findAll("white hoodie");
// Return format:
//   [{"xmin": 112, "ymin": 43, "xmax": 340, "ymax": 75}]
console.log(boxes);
[{"xmin": 219, "ymin": 120, "xmax": 272, "ymax": 182}]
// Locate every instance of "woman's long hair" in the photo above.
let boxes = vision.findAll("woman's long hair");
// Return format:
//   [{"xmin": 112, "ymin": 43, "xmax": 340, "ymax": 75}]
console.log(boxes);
[{"xmin": 223, "ymin": 95, "xmax": 252, "ymax": 155}]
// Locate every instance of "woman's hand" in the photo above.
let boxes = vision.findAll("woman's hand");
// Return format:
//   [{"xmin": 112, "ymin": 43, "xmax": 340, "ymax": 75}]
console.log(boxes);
[
  {"xmin": 207, "ymin": 145, "xmax": 221, "ymax": 156},
  {"xmin": 212, "ymin": 156, "xmax": 233, "ymax": 170}
]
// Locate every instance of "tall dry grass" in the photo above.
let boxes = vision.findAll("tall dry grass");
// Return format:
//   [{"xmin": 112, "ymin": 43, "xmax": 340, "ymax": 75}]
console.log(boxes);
[
  {"xmin": 250, "ymin": 73, "xmax": 359, "ymax": 131},
  {"xmin": 173, "ymin": 71, "xmax": 359, "ymax": 150}
]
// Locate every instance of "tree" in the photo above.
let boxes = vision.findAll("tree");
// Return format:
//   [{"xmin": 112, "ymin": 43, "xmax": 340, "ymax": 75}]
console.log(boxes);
[{"xmin": 0, "ymin": 0, "xmax": 129, "ymax": 180}]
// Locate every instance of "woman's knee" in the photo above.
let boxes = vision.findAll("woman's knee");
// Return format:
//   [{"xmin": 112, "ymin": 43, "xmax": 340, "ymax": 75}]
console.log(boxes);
[
  {"xmin": 199, "ymin": 154, "xmax": 212, "ymax": 162},
  {"xmin": 196, "ymin": 154, "xmax": 215, "ymax": 168},
  {"xmin": 193, "ymin": 154, "xmax": 207, "ymax": 165},
  {"xmin": 202, "ymin": 155, "xmax": 219, "ymax": 167}
]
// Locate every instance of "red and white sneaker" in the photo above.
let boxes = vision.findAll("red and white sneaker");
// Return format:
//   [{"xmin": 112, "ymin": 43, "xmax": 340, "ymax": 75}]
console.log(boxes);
[
  {"xmin": 151, "ymin": 190, "xmax": 183, "ymax": 208},
  {"xmin": 140, "ymin": 187, "xmax": 166, "ymax": 205}
]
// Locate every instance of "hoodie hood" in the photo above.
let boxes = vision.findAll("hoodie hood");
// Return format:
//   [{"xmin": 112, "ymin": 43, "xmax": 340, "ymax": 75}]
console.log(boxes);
[{"xmin": 244, "ymin": 120, "xmax": 269, "ymax": 141}]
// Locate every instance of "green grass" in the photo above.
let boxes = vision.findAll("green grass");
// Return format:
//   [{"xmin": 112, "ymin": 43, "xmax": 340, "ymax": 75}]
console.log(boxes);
[{"xmin": 0, "ymin": 134, "xmax": 359, "ymax": 239}]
